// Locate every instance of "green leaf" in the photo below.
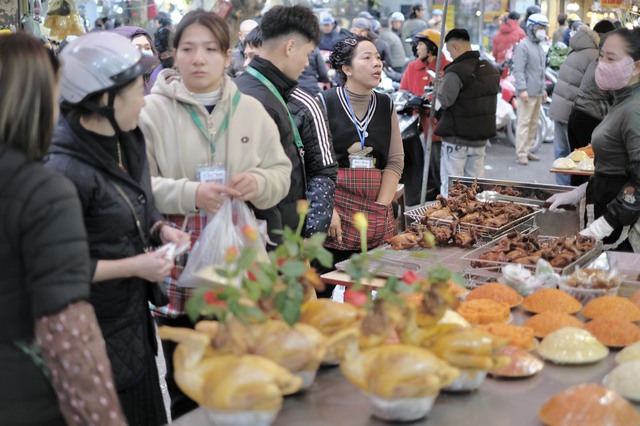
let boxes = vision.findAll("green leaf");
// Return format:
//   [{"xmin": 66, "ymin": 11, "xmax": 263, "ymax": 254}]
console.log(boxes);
[
  {"xmin": 315, "ymin": 247, "xmax": 334, "ymax": 268},
  {"xmin": 281, "ymin": 298, "xmax": 301, "ymax": 326},
  {"xmin": 283, "ymin": 240, "xmax": 299, "ymax": 257},
  {"xmin": 279, "ymin": 259, "xmax": 307, "ymax": 278},
  {"xmin": 185, "ymin": 294, "xmax": 204, "ymax": 323},
  {"xmin": 236, "ymin": 248, "xmax": 256, "ymax": 271},
  {"xmin": 307, "ymin": 232, "xmax": 327, "ymax": 247},
  {"xmin": 244, "ymin": 280, "xmax": 262, "ymax": 301},
  {"xmin": 450, "ymin": 272, "xmax": 466, "ymax": 287}
]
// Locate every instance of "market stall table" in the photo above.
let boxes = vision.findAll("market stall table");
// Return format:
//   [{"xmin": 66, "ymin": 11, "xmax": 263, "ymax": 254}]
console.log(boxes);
[
  {"xmin": 171, "ymin": 308, "xmax": 639, "ymax": 426},
  {"xmin": 550, "ymin": 168, "xmax": 594, "ymax": 177}
]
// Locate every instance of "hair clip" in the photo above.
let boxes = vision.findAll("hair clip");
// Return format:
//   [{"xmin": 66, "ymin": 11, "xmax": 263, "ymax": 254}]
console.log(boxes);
[{"xmin": 344, "ymin": 37, "xmax": 357, "ymax": 46}]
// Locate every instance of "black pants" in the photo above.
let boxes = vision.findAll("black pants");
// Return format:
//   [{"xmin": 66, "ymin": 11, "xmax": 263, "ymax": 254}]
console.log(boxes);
[
  {"xmin": 568, "ymin": 109, "xmax": 601, "ymax": 186},
  {"xmin": 154, "ymin": 315, "xmax": 198, "ymax": 419}
]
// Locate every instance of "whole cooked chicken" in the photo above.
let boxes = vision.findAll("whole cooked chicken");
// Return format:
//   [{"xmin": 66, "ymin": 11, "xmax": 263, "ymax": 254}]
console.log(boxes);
[
  {"xmin": 428, "ymin": 328, "xmax": 509, "ymax": 370},
  {"xmin": 157, "ymin": 326, "xmax": 302, "ymax": 410},
  {"xmin": 341, "ymin": 344, "xmax": 459, "ymax": 398}
]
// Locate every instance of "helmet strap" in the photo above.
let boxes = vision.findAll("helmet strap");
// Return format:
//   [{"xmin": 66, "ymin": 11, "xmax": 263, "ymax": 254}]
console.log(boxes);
[{"xmin": 98, "ymin": 90, "xmax": 124, "ymax": 135}]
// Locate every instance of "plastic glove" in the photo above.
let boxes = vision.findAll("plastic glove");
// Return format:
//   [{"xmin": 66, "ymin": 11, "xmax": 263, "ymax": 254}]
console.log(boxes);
[
  {"xmin": 579, "ymin": 216, "xmax": 614, "ymax": 241},
  {"xmin": 546, "ymin": 183, "xmax": 587, "ymax": 211}
]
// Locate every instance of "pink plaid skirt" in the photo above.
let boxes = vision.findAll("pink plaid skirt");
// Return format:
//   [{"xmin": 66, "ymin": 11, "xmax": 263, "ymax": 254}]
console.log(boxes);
[{"xmin": 325, "ymin": 168, "xmax": 395, "ymax": 251}]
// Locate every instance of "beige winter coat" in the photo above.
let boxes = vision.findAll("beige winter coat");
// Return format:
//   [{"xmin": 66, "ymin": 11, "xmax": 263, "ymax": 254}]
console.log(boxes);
[{"xmin": 139, "ymin": 70, "xmax": 291, "ymax": 214}]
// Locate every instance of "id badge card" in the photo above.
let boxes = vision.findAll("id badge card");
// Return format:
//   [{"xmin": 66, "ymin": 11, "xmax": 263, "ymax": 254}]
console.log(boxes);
[
  {"xmin": 196, "ymin": 163, "xmax": 227, "ymax": 184},
  {"xmin": 349, "ymin": 155, "xmax": 374, "ymax": 169}
]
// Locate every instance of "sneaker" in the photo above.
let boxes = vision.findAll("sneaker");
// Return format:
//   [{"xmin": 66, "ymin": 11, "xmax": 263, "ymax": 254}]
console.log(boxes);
[
  {"xmin": 517, "ymin": 156, "xmax": 528, "ymax": 165},
  {"xmin": 528, "ymin": 153, "xmax": 540, "ymax": 161}
]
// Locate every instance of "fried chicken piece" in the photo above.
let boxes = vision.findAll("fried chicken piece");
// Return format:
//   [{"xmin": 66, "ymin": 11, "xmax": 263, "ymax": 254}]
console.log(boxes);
[
  {"xmin": 513, "ymin": 255, "xmax": 541, "ymax": 265},
  {"xmin": 454, "ymin": 230, "xmax": 476, "ymax": 248},
  {"xmin": 549, "ymin": 253, "xmax": 576, "ymax": 267},
  {"xmin": 389, "ymin": 231, "xmax": 421, "ymax": 250}
]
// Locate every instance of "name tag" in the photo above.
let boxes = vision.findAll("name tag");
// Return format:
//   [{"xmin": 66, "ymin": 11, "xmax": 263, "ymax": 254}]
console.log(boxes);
[
  {"xmin": 197, "ymin": 166, "xmax": 227, "ymax": 185},
  {"xmin": 350, "ymin": 157, "xmax": 374, "ymax": 169}
]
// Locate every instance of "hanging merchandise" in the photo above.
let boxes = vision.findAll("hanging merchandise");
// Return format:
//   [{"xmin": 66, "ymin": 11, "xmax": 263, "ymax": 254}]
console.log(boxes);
[
  {"xmin": 22, "ymin": 0, "xmax": 43, "ymax": 37},
  {"xmin": 43, "ymin": 0, "xmax": 85, "ymax": 40}
]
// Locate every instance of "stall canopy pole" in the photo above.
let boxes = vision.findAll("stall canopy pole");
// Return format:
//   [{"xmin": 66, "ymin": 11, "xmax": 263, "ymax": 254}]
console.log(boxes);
[{"xmin": 420, "ymin": 0, "xmax": 449, "ymax": 205}]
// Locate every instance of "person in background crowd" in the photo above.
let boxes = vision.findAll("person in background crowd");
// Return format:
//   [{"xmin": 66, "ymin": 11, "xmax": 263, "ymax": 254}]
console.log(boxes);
[
  {"xmin": 298, "ymin": 47, "xmax": 331, "ymax": 96},
  {"xmin": 546, "ymin": 28, "xmax": 640, "ymax": 252},
  {"xmin": 399, "ymin": 29, "xmax": 449, "ymax": 202},
  {"xmin": 492, "ymin": 11, "xmax": 525, "ymax": 65},
  {"xmin": 46, "ymin": 32, "xmax": 190, "ymax": 425},
  {"xmin": 436, "ymin": 29, "xmax": 500, "ymax": 196},
  {"xmin": 513, "ymin": 13, "xmax": 549, "ymax": 165},
  {"xmin": 154, "ymin": 12, "xmax": 172, "ymax": 32},
  {"xmin": 552, "ymin": 13, "xmax": 568, "ymax": 45},
  {"xmin": 368, "ymin": 20, "xmax": 392, "ymax": 66},
  {"xmin": 149, "ymin": 26, "xmax": 174, "ymax": 89},
  {"xmin": 242, "ymin": 26, "xmax": 262, "ymax": 67},
  {"xmin": 139, "ymin": 10, "xmax": 291, "ymax": 417},
  {"xmin": 379, "ymin": 17, "xmax": 407, "ymax": 72},
  {"xmin": 350, "ymin": 17, "xmax": 371, "ymax": 38},
  {"xmin": 390, "ymin": 11, "xmax": 405, "ymax": 38},
  {"xmin": 563, "ymin": 13, "xmax": 581, "ymax": 45},
  {"xmin": 229, "ymin": 19, "xmax": 258, "ymax": 77},
  {"xmin": 240, "ymin": 27, "xmax": 339, "ymax": 240},
  {"xmin": 549, "ymin": 24, "xmax": 600, "ymax": 186},
  {"xmin": 318, "ymin": 36, "xmax": 404, "ymax": 265},
  {"xmin": 319, "ymin": 12, "xmax": 347, "ymax": 51},
  {"xmin": 567, "ymin": 19, "xmax": 616, "ymax": 186},
  {"xmin": 485, "ymin": 15, "xmax": 500, "ymax": 51},
  {"xmin": 235, "ymin": 5, "xmax": 321, "ymax": 244},
  {"xmin": 428, "ymin": 8, "xmax": 443, "ymax": 30},
  {"xmin": 93, "ymin": 16, "xmax": 107, "ymax": 31},
  {"xmin": 112, "ymin": 26, "xmax": 159, "ymax": 94},
  {"xmin": 520, "ymin": 5, "xmax": 541, "ymax": 32},
  {"xmin": 402, "ymin": 4, "xmax": 428, "ymax": 57},
  {"xmin": 0, "ymin": 31, "xmax": 126, "ymax": 426}
]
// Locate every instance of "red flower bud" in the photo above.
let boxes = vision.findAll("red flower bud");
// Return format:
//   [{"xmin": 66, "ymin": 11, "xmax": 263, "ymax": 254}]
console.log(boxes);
[{"xmin": 401, "ymin": 270, "xmax": 420, "ymax": 285}]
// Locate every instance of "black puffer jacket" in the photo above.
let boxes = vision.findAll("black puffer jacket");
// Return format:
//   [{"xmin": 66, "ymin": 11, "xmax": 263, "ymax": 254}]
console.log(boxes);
[
  {"xmin": 288, "ymin": 87, "xmax": 338, "ymax": 237},
  {"xmin": 235, "ymin": 56, "xmax": 305, "ymax": 244},
  {"xmin": 0, "ymin": 146, "xmax": 90, "ymax": 425},
  {"xmin": 46, "ymin": 111, "xmax": 163, "ymax": 391}
]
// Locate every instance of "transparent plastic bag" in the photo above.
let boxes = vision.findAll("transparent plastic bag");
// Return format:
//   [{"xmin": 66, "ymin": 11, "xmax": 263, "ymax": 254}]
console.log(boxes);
[{"xmin": 177, "ymin": 198, "xmax": 268, "ymax": 288}]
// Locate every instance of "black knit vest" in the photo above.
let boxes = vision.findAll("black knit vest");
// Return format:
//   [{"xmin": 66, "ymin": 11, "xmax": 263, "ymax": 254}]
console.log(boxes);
[
  {"xmin": 320, "ymin": 87, "xmax": 392, "ymax": 170},
  {"xmin": 435, "ymin": 51, "xmax": 500, "ymax": 141}
]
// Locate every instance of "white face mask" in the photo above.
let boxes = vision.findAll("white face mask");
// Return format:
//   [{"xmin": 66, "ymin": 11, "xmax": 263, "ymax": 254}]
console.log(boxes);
[
  {"xmin": 141, "ymin": 49, "xmax": 155, "ymax": 57},
  {"xmin": 535, "ymin": 29, "xmax": 546, "ymax": 41}
]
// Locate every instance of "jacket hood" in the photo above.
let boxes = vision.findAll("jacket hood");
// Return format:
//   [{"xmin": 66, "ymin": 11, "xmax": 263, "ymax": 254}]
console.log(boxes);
[
  {"xmin": 151, "ymin": 69, "xmax": 240, "ymax": 108},
  {"xmin": 499, "ymin": 19, "xmax": 520, "ymax": 34},
  {"xmin": 569, "ymin": 24, "xmax": 599, "ymax": 51}
]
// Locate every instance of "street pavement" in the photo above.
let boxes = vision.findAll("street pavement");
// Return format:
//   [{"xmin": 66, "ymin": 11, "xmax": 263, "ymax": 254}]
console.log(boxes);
[{"xmin": 484, "ymin": 138, "xmax": 558, "ymax": 185}]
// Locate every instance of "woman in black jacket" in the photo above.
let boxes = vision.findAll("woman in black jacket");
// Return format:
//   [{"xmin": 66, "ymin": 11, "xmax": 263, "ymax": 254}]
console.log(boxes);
[
  {"xmin": 46, "ymin": 32, "xmax": 189, "ymax": 425},
  {"xmin": 0, "ymin": 33, "xmax": 125, "ymax": 425}
]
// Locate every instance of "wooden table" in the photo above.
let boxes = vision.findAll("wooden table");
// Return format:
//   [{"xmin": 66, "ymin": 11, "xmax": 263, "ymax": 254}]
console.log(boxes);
[{"xmin": 549, "ymin": 167, "xmax": 593, "ymax": 176}]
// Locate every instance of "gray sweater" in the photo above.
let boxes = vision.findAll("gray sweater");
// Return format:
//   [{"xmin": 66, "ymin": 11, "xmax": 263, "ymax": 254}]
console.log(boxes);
[{"xmin": 512, "ymin": 31, "xmax": 546, "ymax": 97}]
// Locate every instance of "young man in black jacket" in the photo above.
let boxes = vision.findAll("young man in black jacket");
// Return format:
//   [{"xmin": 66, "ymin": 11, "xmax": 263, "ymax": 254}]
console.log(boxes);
[
  {"xmin": 235, "ymin": 5, "xmax": 322, "ymax": 244},
  {"xmin": 435, "ymin": 28, "xmax": 500, "ymax": 196}
]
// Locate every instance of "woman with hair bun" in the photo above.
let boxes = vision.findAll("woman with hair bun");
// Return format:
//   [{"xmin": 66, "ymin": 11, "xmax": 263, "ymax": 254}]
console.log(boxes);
[{"xmin": 317, "ymin": 35, "xmax": 404, "ymax": 267}]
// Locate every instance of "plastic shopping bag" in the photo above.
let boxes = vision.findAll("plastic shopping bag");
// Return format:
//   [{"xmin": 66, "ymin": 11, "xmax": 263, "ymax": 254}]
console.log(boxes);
[{"xmin": 177, "ymin": 198, "xmax": 269, "ymax": 288}]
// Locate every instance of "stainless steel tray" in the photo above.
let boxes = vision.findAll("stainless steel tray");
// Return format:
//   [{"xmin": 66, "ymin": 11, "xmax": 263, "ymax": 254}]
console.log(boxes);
[
  {"xmin": 462, "ymin": 234, "xmax": 603, "ymax": 276},
  {"xmin": 405, "ymin": 202, "xmax": 539, "ymax": 242},
  {"xmin": 334, "ymin": 244, "xmax": 469, "ymax": 278}
]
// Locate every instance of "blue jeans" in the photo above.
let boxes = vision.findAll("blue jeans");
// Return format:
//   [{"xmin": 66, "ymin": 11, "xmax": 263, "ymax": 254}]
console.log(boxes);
[{"xmin": 553, "ymin": 121, "xmax": 571, "ymax": 186}]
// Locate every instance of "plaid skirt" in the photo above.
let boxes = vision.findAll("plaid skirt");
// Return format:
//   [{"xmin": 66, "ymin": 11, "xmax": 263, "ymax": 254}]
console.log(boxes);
[{"xmin": 325, "ymin": 168, "xmax": 395, "ymax": 252}]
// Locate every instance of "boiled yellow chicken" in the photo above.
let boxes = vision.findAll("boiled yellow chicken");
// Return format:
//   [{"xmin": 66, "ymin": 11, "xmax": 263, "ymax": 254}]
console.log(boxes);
[
  {"xmin": 194, "ymin": 318, "xmax": 328, "ymax": 374},
  {"xmin": 299, "ymin": 299, "xmax": 363, "ymax": 362},
  {"xmin": 158, "ymin": 326, "xmax": 302, "ymax": 410},
  {"xmin": 427, "ymin": 328, "xmax": 510, "ymax": 370},
  {"xmin": 341, "ymin": 344, "xmax": 459, "ymax": 398}
]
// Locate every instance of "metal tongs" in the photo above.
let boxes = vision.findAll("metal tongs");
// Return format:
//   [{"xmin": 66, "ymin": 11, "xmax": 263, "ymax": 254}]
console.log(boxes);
[{"xmin": 475, "ymin": 190, "xmax": 576, "ymax": 210}]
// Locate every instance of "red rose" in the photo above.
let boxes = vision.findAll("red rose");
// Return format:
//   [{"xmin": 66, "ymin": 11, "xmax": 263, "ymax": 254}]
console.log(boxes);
[
  {"xmin": 344, "ymin": 288, "xmax": 368, "ymax": 307},
  {"xmin": 204, "ymin": 290, "xmax": 226, "ymax": 307},
  {"xmin": 401, "ymin": 270, "xmax": 420, "ymax": 285}
]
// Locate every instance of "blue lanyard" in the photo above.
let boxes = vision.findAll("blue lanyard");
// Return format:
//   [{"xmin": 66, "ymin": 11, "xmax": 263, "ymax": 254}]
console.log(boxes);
[{"xmin": 343, "ymin": 88, "xmax": 373, "ymax": 152}]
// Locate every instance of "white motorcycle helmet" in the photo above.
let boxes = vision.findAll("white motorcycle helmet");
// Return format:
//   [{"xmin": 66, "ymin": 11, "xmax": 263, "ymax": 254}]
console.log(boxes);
[
  {"xmin": 59, "ymin": 31, "xmax": 146, "ymax": 133},
  {"xmin": 59, "ymin": 31, "xmax": 145, "ymax": 105},
  {"xmin": 527, "ymin": 13, "xmax": 549, "ymax": 29}
]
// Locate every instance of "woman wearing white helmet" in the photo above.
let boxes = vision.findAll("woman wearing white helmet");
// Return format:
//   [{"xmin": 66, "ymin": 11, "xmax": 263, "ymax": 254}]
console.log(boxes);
[{"xmin": 46, "ymin": 31, "xmax": 189, "ymax": 425}]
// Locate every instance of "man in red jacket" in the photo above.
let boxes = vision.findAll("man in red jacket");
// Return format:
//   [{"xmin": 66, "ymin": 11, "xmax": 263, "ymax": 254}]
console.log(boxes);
[{"xmin": 492, "ymin": 11, "xmax": 526, "ymax": 65}]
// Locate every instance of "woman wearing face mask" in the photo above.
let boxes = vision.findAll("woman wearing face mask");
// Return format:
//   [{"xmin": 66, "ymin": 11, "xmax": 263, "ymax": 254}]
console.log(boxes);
[
  {"xmin": 138, "ymin": 10, "xmax": 291, "ymax": 418},
  {"xmin": 399, "ymin": 29, "xmax": 449, "ymax": 202},
  {"xmin": 317, "ymin": 36, "xmax": 404, "ymax": 266},
  {"xmin": 112, "ymin": 25, "xmax": 159, "ymax": 94},
  {"xmin": 149, "ymin": 27, "xmax": 175, "ymax": 90},
  {"xmin": 546, "ymin": 28, "xmax": 640, "ymax": 251},
  {"xmin": 46, "ymin": 32, "xmax": 190, "ymax": 425}
]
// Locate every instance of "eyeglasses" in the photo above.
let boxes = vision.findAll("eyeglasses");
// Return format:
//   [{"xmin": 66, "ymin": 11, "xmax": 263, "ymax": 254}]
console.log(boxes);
[{"xmin": 344, "ymin": 37, "xmax": 357, "ymax": 46}]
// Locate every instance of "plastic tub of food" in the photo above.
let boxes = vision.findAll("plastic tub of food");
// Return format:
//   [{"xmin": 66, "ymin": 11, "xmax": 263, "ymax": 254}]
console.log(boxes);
[
  {"xmin": 558, "ymin": 281, "xmax": 619, "ymax": 305},
  {"xmin": 204, "ymin": 408, "xmax": 279, "ymax": 426},
  {"xmin": 442, "ymin": 369, "xmax": 488, "ymax": 392}
]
